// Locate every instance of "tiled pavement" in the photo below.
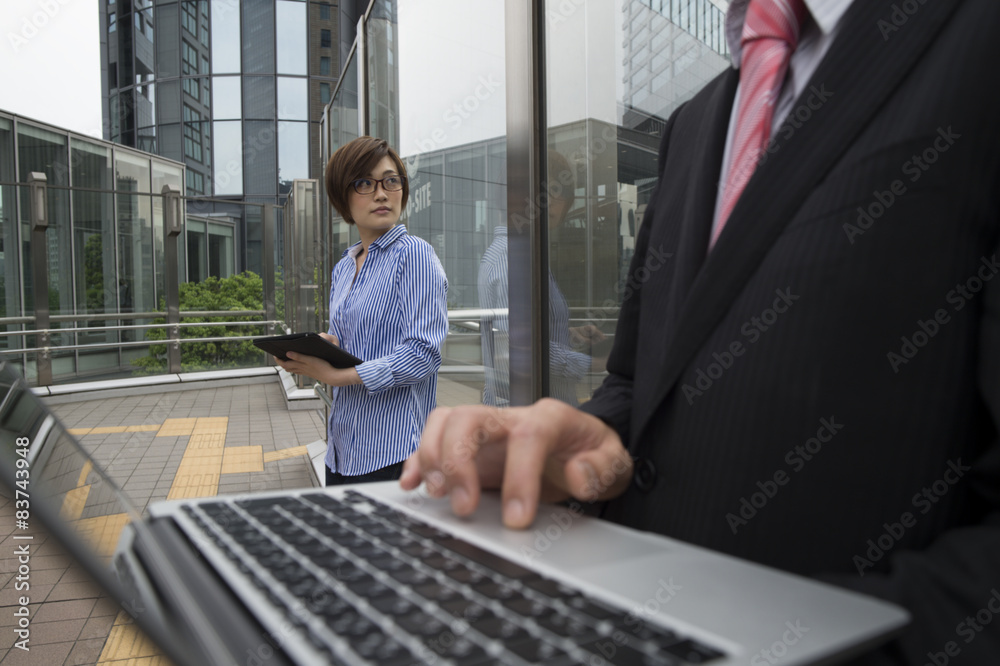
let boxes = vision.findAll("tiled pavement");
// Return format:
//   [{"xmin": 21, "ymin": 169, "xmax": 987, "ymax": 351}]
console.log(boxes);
[{"xmin": 0, "ymin": 374, "xmax": 484, "ymax": 665}]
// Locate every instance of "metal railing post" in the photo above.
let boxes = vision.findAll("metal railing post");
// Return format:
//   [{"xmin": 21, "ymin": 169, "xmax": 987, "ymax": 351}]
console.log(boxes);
[
  {"xmin": 29, "ymin": 173, "xmax": 51, "ymax": 386},
  {"xmin": 162, "ymin": 184, "xmax": 183, "ymax": 374}
]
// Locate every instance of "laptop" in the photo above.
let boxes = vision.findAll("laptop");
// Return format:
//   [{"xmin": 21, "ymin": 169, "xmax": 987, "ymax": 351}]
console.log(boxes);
[{"xmin": 0, "ymin": 362, "xmax": 909, "ymax": 665}]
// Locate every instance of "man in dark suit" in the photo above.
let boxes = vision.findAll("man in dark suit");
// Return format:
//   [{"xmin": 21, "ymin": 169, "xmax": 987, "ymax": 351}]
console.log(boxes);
[{"xmin": 402, "ymin": 0, "xmax": 1000, "ymax": 662}]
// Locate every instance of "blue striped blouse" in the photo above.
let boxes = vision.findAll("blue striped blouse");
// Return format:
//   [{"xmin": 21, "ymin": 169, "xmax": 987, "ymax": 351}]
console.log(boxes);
[{"xmin": 325, "ymin": 224, "xmax": 448, "ymax": 475}]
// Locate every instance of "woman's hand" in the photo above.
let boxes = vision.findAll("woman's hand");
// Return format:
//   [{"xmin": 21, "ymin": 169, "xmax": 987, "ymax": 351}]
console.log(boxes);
[{"xmin": 274, "ymin": 332, "xmax": 361, "ymax": 387}]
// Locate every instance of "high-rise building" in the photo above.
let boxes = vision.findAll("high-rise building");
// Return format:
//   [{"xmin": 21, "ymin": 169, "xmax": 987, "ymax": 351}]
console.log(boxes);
[{"xmin": 98, "ymin": 0, "xmax": 365, "ymax": 275}]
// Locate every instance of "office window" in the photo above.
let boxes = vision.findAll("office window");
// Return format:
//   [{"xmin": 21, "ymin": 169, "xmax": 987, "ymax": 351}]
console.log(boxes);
[
  {"xmin": 182, "ymin": 42, "xmax": 200, "ymax": 102},
  {"xmin": 183, "ymin": 106, "xmax": 203, "ymax": 162},
  {"xmin": 320, "ymin": 56, "xmax": 331, "ymax": 76},
  {"xmin": 109, "ymin": 11, "xmax": 116, "ymax": 32},
  {"xmin": 319, "ymin": 3, "xmax": 331, "ymax": 20},
  {"xmin": 320, "ymin": 29, "xmax": 331, "ymax": 48},
  {"xmin": 320, "ymin": 82, "xmax": 331, "ymax": 104},
  {"xmin": 182, "ymin": 1, "xmax": 198, "ymax": 36}
]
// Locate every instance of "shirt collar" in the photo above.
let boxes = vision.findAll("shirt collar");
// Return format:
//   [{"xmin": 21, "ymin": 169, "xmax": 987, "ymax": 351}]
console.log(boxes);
[
  {"xmin": 344, "ymin": 224, "xmax": 407, "ymax": 258},
  {"xmin": 725, "ymin": 0, "xmax": 855, "ymax": 68}
]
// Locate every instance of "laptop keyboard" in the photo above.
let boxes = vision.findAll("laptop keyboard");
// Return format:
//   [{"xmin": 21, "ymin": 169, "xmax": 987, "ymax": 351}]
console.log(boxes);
[{"xmin": 182, "ymin": 491, "xmax": 726, "ymax": 666}]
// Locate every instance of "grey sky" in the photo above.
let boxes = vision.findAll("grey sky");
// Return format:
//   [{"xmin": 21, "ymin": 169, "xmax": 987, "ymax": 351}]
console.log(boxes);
[{"xmin": 0, "ymin": 0, "xmax": 103, "ymax": 137}]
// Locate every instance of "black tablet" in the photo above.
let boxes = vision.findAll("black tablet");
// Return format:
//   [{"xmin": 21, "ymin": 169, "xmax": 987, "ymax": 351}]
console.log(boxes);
[{"xmin": 253, "ymin": 332, "xmax": 362, "ymax": 368}]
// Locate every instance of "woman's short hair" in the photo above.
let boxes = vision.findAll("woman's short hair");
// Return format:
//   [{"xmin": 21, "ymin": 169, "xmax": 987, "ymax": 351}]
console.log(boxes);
[{"xmin": 325, "ymin": 136, "xmax": 410, "ymax": 224}]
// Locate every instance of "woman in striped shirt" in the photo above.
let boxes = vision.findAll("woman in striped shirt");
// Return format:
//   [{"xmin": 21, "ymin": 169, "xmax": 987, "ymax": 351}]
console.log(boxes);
[{"xmin": 275, "ymin": 136, "xmax": 448, "ymax": 485}]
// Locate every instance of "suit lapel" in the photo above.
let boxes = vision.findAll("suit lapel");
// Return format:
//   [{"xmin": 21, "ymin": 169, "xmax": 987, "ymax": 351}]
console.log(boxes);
[{"xmin": 633, "ymin": 0, "xmax": 965, "ymax": 445}]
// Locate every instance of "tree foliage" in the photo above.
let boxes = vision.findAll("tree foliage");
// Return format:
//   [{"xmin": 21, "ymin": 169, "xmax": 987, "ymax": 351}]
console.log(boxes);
[{"xmin": 131, "ymin": 271, "xmax": 271, "ymax": 375}]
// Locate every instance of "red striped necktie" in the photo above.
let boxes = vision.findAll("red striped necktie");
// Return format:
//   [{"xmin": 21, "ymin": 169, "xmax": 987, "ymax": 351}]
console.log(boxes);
[{"xmin": 712, "ymin": 0, "xmax": 808, "ymax": 248}]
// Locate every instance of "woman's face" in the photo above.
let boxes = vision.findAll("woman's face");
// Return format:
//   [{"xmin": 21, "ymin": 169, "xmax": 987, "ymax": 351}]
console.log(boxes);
[{"xmin": 348, "ymin": 155, "xmax": 404, "ymax": 237}]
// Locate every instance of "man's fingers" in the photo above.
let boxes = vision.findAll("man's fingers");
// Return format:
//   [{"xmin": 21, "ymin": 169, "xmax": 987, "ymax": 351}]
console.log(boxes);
[
  {"xmin": 500, "ymin": 403, "xmax": 565, "ymax": 528},
  {"xmin": 564, "ymin": 444, "xmax": 632, "ymax": 503}
]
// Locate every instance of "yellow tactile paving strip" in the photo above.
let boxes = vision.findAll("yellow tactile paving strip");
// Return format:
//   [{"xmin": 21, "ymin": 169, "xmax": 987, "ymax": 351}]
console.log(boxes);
[
  {"xmin": 221, "ymin": 445, "xmax": 265, "ymax": 473},
  {"xmin": 98, "ymin": 611, "xmax": 175, "ymax": 665},
  {"xmin": 263, "ymin": 445, "xmax": 309, "ymax": 463}
]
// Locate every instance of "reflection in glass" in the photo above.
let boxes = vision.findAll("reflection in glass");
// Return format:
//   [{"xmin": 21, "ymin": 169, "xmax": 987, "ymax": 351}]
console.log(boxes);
[
  {"xmin": 244, "ymin": 121, "xmax": 277, "ymax": 196},
  {"xmin": 243, "ymin": 76, "xmax": 276, "ymax": 120},
  {"xmin": 16, "ymin": 123, "xmax": 71, "ymax": 319},
  {"xmin": 115, "ymin": 151, "xmax": 155, "ymax": 320},
  {"xmin": 277, "ymin": 77, "xmax": 308, "ymax": 121},
  {"xmin": 213, "ymin": 76, "xmax": 242, "ymax": 120},
  {"xmin": 0, "ymin": 118, "xmax": 19, "ymax": 324},
  {"xmin": 544, "ymin": 0, "xmax": 730, "ymax": 400},
  {"xmin": 276, "ymin": 1, "xmax": 307, "ymax": 75},
  {"xmin": 212, "ymin": 121, "xmax": 243, "ymax": 195},
  {"xmin": 242, "ymin": 0, "xmax": 275, "ymax": 75},
  {"xmin": 278, "ymin": 121, "xmax": 308, "ymax": 191},
  {"xmin": 210, "ymin": 0, "xmax": 241, "ymax": 73}
]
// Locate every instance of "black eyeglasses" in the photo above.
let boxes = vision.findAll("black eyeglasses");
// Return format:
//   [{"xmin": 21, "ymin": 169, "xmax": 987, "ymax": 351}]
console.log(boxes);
[{"xmin": 350, "ymin": 175, "xmax": 406, "ymax": 195}]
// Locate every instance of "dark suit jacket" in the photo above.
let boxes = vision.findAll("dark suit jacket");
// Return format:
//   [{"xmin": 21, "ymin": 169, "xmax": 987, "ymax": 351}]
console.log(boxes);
[{"xmin": 581, "ymin": 0, "xmax": 1000, "ymax": 662}]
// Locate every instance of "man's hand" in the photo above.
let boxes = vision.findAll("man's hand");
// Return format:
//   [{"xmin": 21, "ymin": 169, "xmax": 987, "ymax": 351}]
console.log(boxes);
[{"xmin": 400, "ymin": 398, "xmax": 633, "ymax": 529}]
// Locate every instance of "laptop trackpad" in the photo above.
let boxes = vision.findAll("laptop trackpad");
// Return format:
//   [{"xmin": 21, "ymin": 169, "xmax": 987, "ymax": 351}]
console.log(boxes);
[{"xmin": 364, "ymin": 484, "xmax": 665, "ymax": 571}]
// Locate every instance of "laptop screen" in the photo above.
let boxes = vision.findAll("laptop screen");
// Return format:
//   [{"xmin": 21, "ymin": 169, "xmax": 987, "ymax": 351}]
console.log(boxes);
[
  {"xmin": 0, "ymin": 362, "xmax": 143, "ymax": 567},
  {"xmin": 0, "ymin": 362, "xmax": 230, "ymax": 665}
]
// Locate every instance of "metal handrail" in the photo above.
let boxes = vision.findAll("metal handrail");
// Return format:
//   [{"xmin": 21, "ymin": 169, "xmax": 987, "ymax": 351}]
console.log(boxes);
[
  {"xmin": 0, "ymin": 320, "xmax": 282, "ymax": 338},
  {"xmin": 0, "ymin": 335, "xmax": 266, "ymax": 355}
]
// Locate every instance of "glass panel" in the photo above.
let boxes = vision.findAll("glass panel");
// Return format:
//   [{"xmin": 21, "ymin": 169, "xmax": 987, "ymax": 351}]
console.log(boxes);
[
  {"xmin": 186, "ymin": 217, "xmax": 207, "ymax": 282},
  {"xmin": 368, "ymin": 0, "xmax": 506, "ymax": 406},
  {"xmin": 71, "ymin": 140, "xmax": 118, "ymax": 373},
  {"xmin": 114, "ymin": 151, "xmax": 155, "ymax": 317},
  {"xmin": 244, "ymin": 121, "xmax": 277, "ymax": 195},
  {"xmin": 277, "ymin": 77, "xmax": 308, "ymax": 121},
  {"xmin": 0, "ymin": 118, "xmax": 21, "ymax": 360},
  {"xmin": 207, "ymin": 222, "xmax": 235, "ymax": 278},
  {"xmin": 277, "ymin": 121, "xmax": 308, "ymax": 193},
  {"xmin": 276, "ymin": 0, "xmax": 307, "ymax": 75},
  {"xmin": 155, "ymin": 1, "xmax": 180, "ymax": 77},
  {"xmin": 152, "ymin": 163, "xmax": 184, "ymax": 307},
  {"xmin": 210, "ymin": 0, "xmax": 241, "ymax": 74},
  {"xmin": 242, "ymin": 0, "xmax": 275, "ymax": 75},
  {"xmin": 16, "ymin": 124, "xmax": 72, "ymax": 320},
  {"xmin": 213, "ymin": 76, "xmax": 242, "ymax": 119},
  {"xmin": 325, "ymin": 50, "xmax": 358, "ymax": 265},
  {"xmin": 243, "ymin": 76, "xmax": 276, "ymax": 120},
  {"xmin": 212, "ymin": 120, "xmax": 243, "ymax": 195},
  {"xmin": 543, "ymin": 0, "xmax": 730, "ymax": 403}
]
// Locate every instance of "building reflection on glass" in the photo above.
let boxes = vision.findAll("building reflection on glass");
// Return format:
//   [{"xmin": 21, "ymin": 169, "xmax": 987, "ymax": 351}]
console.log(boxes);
[{"xmin": 479, "ymin": 153, "xmax": 608, "ymax": 408}]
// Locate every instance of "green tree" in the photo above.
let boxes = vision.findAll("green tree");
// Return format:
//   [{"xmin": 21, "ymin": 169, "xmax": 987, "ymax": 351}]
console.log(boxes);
[{"xmin": 131, "ymin": 271, "xmax": 269, "ymax": 375}]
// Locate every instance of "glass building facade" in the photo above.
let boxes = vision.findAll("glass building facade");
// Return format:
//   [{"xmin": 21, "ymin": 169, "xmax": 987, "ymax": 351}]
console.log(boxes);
[
  {"xmin": 322, "ymin": 0, "xmax": 730, "ymax": 406},
  {"xmin": 0, "ymin": 111, "xmax": 185, "ymax": 383},
  {"xmin": 100, "ymin": 0, "xmax": 355, "ymax": 275}
]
